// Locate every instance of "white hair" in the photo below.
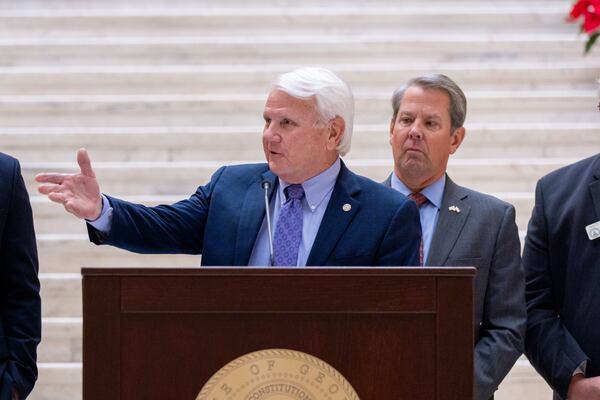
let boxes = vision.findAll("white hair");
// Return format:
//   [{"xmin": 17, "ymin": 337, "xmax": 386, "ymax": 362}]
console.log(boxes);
[{"xmin": 274, "ymin": 67, "xmax": 354, "ymax": 156}]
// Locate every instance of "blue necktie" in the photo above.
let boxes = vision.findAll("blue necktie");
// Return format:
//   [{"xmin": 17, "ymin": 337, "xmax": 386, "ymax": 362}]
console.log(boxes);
[{"xmin": 273, "ymin": 184, "xmax": 304, "ymax": 266}]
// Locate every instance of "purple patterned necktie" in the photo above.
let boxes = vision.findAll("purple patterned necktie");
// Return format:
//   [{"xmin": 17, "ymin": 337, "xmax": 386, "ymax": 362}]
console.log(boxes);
[{"xmin": 273, "ymin": 184, "xmax": 304, "ymax": 266}]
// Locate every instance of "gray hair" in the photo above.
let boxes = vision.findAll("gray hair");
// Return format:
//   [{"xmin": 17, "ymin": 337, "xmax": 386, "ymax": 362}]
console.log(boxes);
[
  {"xmin": 274, "ymin": 67, "xmax": 354, "ymax": 156},
  {"xmin": 391, "ymin": 74, "xmax": 467, "ymax": 134}
]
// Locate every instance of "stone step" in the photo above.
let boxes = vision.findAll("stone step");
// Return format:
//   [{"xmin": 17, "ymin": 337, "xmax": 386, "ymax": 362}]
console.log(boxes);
[
  {"xmin": 40, "ymin": 274, "xmax": 81, "ymax": 318},
  {"xmin": 0, "ymin": 62, "xmax": 597, "ymax": 95},
  {"xmin": 0, "ymin": 0, "xmax": 542, "ymax": 9},
  {"xmin": 496, "ymin": 357, "xmax": 553, "ymax": 399},
  {"xmin": 29, "ymin": 192, "xmax": 536, "ymax": 235},
  {"xmin": 2, "ymin": 124, "xmax": 598, "ymax": 163},
  {"xmin": 0, "ymin": 4, "xmax": 572, "ymax": 39},
  {"xmin": 2, "ymin": 0, "xmax": 578, "ymax": 398},
  {"xmin": 21, "ymin": 158, "xmax": 577, "ymax": 195},
  {"xmin": 39, "ymin": 318, "xmax": 81, "ymax": 363},
  {"xmin": 37, "ymin": 234, "xmax": 201, "ymax": 273},
  {"xmin": 29, "ymin": 363, "xmax": 81, "ymax": 400},
  {"xmin": 0, "ymin": 35, "xmax": 594, "ymax": 67},
  {"xmin": 0, "ymin": 91, "xmax": 595, "ymax": 127}
]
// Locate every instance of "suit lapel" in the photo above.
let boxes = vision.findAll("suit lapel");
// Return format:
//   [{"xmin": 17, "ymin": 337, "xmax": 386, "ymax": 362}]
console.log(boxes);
[
  {"xmin": 426, "ymin": 176, "xmax": 471, "ymax": 266},
  {"xmin": 306, "ymin": 162, "xmax": 360, "ymax": 266},
  {"xmin": 233, "ymin": 170, "xmax": 277, "ymax": 265},
  {"xmin": 589, "ymin": 155, "xmax": 600, "ymax": 221}
]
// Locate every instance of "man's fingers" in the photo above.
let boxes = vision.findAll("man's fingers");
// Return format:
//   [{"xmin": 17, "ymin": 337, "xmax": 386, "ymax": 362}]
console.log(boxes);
[
  {"xmin": 35, "ymin": 173, "xmax": 68, "ymax": 184},
  {"xmin": 77, "ymin": 148, "xmax": 96, "ymax": 178},
  {"xmin": 38, "ymin": 183, "xmax": 63, "ymax": 195},
  {"xmin": 48, "ymin": 192, "xmax": 67, "ymax": 204},
  {"xmin": 48, "ymin": 194, "xmax": 87, "ymax": 219}
]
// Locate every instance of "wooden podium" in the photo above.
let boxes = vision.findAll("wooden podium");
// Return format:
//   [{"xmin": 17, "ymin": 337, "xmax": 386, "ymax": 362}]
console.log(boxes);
[{"xmin": 82, "ymin": 267, "xmax": 475, "ymax": 399}]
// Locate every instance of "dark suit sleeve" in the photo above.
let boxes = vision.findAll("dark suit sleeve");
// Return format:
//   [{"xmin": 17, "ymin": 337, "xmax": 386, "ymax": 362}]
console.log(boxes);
[
  {"xmin": 376, "ymin": 198, "xmax": 421, "ymax": 266},
  {"xmin": 0, "ymin": 159, "xmax": 41, "ymax": 399},
  {"xmin": 474, "ymin": 204, "xmax": 525, "ymax": 400},
  {"xmin": 523, "ymin": 180, "xmax": 587, "ymax": 399},
  {"xmin": 87, "ymin": 166, "xmax": 226, "ymax": 254}
]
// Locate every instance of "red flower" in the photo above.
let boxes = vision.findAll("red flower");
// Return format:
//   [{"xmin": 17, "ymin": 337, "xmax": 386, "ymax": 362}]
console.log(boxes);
[{"xmin": 569, "ymin": 0, "xmax": 600, "ymax": 33}]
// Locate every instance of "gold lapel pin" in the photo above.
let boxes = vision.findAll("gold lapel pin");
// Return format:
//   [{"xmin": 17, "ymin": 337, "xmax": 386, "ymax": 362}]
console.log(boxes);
[{"xmin": 448, "ymin": 205, "xmax": 461, "ymax": 213}]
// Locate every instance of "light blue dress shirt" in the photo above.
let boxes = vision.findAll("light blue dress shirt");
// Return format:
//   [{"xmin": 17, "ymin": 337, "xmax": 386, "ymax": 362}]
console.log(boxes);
[
  {"xmin": 87, "ymin": 194, "xmax": 113, "ymax": 233},
  {"xmin": 89, "ymin": 158, "xmax": 341, "ymax": 267},
  {"xmin": 390, "ymin": 174, "xmax": 445, "ymax": 263},
  {"xmin": 248, "ymin": 158, "xmax": 341, "ymax": 266}
]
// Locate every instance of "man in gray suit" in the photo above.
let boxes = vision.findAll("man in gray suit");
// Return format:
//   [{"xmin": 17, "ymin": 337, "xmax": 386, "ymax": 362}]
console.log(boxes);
[{"xmin": 384, "ymin": 74, "xmax": 526, "ymax": 400}]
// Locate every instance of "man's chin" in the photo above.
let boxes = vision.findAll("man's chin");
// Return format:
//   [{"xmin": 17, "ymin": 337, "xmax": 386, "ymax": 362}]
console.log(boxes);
[
  {"xmin": 401, "ymin": 157, "xmax": 425, "ymax": 170},
  {"xmin": 398, "ymin": 159, "xmax": 430, "ymax": 179},
  {"xmin": 267, "ymin": 161, "xmax": 285, "ymax": 177}
]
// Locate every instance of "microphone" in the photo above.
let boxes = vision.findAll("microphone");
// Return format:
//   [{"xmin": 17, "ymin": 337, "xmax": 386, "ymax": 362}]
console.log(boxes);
[{"xmin": 262, "ymin": 180, "xmax": 275, "ymax": 266}]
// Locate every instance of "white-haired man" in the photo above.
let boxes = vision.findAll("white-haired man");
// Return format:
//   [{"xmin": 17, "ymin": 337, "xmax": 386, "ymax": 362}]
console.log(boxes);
[{"xmin": 36, "ymin": 67, "xmax": 421, "ymax": 267}]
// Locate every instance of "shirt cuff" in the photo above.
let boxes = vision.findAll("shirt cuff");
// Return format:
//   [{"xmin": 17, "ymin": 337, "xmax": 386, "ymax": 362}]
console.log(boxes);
[
  {"xmin": 86, "ymin": 194, "xmax": 113, "ymax": 235},
  {"xmin": 573, "ymin": 360, "xmax": 587, "ymax": 376}
]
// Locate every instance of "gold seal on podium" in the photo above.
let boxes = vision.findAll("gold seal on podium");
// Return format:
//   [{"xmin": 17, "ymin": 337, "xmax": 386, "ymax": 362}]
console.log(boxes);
[{"xmin": 196, "ymin": 349, "xmax": 360, "ymax": 400}]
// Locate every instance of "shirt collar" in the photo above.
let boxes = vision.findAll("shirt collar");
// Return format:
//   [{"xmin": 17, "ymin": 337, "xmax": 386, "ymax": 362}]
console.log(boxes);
[
  {"xmin": 278, "ymin": 158, "xmax": 341, "ymax": 212},
  {"xmin": 390, "ymin": 173, "xmax": 446, "ymax": 210}
]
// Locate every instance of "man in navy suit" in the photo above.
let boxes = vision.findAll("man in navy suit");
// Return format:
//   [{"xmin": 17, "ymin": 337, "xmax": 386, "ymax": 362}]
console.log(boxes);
[
  {"xmin": 36, "ymin": 67, "xmax": 421, "ymax": 267},
  {"xmin": 523, "ymin": 152, "xmax": 600, "ymax": 400},
  {"xmin": 0, "ymin": 153, "xmax": 41, "ymax": 400}
]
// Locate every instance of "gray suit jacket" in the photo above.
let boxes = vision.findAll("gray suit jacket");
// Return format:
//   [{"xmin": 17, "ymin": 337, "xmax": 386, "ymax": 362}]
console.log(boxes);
[{"xmin": 385, "ymin": 174, "xmax": 526, "ymax": 400}]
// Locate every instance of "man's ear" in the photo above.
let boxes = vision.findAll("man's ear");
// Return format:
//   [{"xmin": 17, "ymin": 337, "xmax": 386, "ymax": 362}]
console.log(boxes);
[
  {"xmin": 389, "ymin": 117, "xmax": 396, "ymax": 144},
  {"xmin": 326, "ymin": 116, "xmax": 345, "ymax": 150},
  {"xmin": 449, "ymin": 127, "xmax": 466, "ymax": 154}
]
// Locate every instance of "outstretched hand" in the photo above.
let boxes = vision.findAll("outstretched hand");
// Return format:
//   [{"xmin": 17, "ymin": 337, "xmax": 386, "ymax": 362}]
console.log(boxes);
[{"xmin": 36, "ymin": 148, "xmax": 103, "ymax": 220}]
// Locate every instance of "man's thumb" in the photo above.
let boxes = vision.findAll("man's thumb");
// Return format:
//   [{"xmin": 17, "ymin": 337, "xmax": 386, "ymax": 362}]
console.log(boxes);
[{"xmin": 77, "ymin": 148, "xmax": 96, "ymax": 178}]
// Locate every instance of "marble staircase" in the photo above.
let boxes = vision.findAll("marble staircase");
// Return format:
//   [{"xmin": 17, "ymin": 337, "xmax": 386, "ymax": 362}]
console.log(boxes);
[{"xmin": 0, "ymin": 1, "xmax": 596, "ymax": 398}]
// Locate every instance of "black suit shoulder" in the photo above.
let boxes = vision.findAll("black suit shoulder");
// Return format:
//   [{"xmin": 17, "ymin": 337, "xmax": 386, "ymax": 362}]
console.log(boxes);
[
  {"xmin": 0, "ymin": 152, "xmax": 18, "ymax": 185},
  {"xmin": 0, "ymin": 153, "xmax": 20, "ymax": 220},
  {"xmin": 538, "ymin": 153, "xmax": 600, "ymax": 192},
  {"xmin": 0, "ymin": 152, "xmax": 18, "ymax": 167}
]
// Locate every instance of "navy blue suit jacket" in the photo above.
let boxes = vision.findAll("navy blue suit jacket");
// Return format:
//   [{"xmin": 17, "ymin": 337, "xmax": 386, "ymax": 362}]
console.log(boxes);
[
  {"xmin": 523, "ymin": 154, "xmax": 600, "ymax": 399},
  {"xmin": 0, "ymin": 153, "xmax": 41, "ymax": 400},
  {"xmin": 89, "ymin": 161, "xmax": 421, "ymax": 266}
]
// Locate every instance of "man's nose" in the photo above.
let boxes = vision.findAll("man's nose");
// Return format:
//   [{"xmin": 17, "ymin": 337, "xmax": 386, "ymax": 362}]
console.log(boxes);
[
  {"xmin": 264, "ymin": 125, "xmax": 282, "ymax": 143},
  {"xmin": 408, "ymin": 124, "xmax": 423, "ymax": 139}
]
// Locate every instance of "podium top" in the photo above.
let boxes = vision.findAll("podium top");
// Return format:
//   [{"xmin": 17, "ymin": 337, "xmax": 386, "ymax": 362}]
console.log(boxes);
[{"xmin": 81, "ymin": 266, "xmax": 476, "ymax": 277}]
